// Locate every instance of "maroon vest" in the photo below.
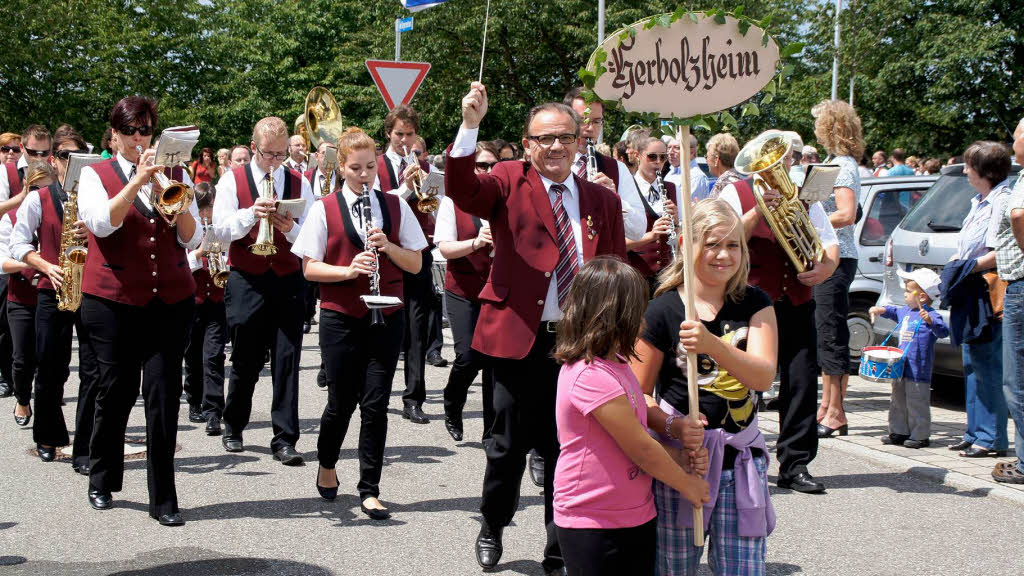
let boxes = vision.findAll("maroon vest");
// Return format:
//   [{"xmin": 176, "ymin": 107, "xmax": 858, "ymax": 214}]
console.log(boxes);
[
  {"xmin": 4, "ymin": 163, "xmax": 21, "ymax": 197},
  {"xmin": 81, "ymin": 159, "xmax": 196, "ymax": 306},
  {"xmin": 193, "ymin": 264, "xmax": 224, "ymax": 304},
  {"xmin": 5, "ymin": 211, "xmax": 37, "ymax": 306},
  {"xmin": 734, "ymin": 179, "xmax": 812, "ymax": 305},
  {"xmin": 627, "ymin": 179, "xmax": 675, "ymax": 278},
  {"xmin": 377, "ymin": 153, "xmax": 434, "ymax": 248},
  {"xmin": 319, "ymin": 190, "xmax": 404, "ymax": 317},
  {"xmin": 36, "ymin": 184, "xmax": 65, "ymax": 292},
  {"xmin": 443, "ymin": 206, "xmax": 492, "ymax": 301},
  {"xmin": 226, "ymin": 164, "xmax": 302, "ymax": 277}
]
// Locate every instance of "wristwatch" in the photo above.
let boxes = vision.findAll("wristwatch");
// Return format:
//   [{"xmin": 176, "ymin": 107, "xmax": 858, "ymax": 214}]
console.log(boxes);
[{"xmin": 664, "ymin": 414, "xmax": 680, "ymax": 440}]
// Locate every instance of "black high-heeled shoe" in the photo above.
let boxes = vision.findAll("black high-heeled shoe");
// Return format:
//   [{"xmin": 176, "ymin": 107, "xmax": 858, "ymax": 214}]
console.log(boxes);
[
  {"xmin": 316, "ymin": 468, "xmax": 339, "ymax": 501},
  {"xmin": 13, "ymin": 405, "xmax": 31, "ymax": 427},
  {"xmin": 817, "ymin": 423, "xmax": 849, "ymax": 438}
]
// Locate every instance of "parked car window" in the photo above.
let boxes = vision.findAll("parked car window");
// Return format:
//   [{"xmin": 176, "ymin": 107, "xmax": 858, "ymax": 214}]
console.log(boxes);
[
  {"xmin": 901, "ymin": 169, "xmax": 1019, "ymax": 234},
  {"xmin": 860, "ymin": 189, "xmax": 925, "ymax": 246}
]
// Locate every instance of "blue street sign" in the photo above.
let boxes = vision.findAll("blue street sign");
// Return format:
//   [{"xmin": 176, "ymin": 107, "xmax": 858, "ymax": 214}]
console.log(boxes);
[{"xmin": 397, "ymin": 17, "xmax": 414, "ymax": 33}]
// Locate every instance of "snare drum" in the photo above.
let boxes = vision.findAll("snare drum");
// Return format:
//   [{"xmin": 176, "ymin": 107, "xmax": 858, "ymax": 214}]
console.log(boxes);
[{"xmin": 858, "ymin": 346, "xmax": 906, "ymax": 384}]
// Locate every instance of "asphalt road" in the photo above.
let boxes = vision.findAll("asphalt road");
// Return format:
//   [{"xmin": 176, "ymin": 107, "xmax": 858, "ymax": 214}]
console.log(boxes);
[{"xmin": 0, "ymin": 324, "xmax": 1021, "ymax": 575}]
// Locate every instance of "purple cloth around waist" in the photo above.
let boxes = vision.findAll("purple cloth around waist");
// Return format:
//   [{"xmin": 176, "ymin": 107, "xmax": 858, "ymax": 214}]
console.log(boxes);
[{"xmin": 653, "ymin": 398, "xmax": 776, "ymax": 538}]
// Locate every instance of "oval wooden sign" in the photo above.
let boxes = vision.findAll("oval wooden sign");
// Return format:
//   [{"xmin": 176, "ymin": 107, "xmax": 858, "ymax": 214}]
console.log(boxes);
[{"xmin": 589, "ymin": 14, "xmax": 780, "ymax": 118}]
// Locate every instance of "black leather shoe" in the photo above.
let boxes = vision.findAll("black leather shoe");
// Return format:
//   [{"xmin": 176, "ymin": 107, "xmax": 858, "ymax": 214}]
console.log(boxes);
[
  {"xmin": 545, "ymin": 568, "xmax": 568, "ymax": 576},
  {"xmin": 960, "ymin": 446, "xmax": 1007, "ymax": 458},
  {"xmin": 205, "ymin": 415, "xmax": 222, "ymax": 436},
  {"xmin": 273, "ymin": 445, "xmax": 304, "ymax": 466},
  {"xmin": 13, "ymin": 405, "xmax": 31, "ymax": 427},
  {"xmin": 0, "ymin": 381, "xmax": 11, "ymax": 398},
  {"xmin": 949, "ymin": 440, "xmax": 973, "ymax": 451},
  {"xmin": 444, "ymin": 415, "xmax": 463, "ymax": 442},
  {"xmin": 88, "ymin": 490, "xmax": 112, "ymax": 510},
  {"xmin": 222, "ymin": 436, "xmax": 243, "ymax": 453},
  {"xmin": 881, "ymin": 433, "xmax": 908, "ymax": 446},
  {"xmin": 777, "ymin": 472, "xmax": 825, "ymax": 494},
  {"xmin": 188, "ymin": 405, "xmax": 204, "ymax": 423},
  {"xmin": 72, "ymin": 463, "xmax": 91, "ymax": 476},
  {"xmin": 475, "ymin": 523, "xmax": 503, "ymax": 569},
  {"xmin": 360, "ymin": 500, "xmax": 391, "ymax": 520},
  {"xmin": 426, "ymin": 353, "xmax": 448, "ymax": 368},
  {"xmin": 402, "ymin": 404, "xmax": 429, "ymax": 424},
  {"xmin": 817, "ymin": 423, "xmax": 849, "ymax": 438},
  {"xmin": 37, "ymin": 444, "xmax": 56, "ymax": 462},
  {"xmin": 903, "ymin": 438, "xmax": 930, "ymax": 449},
  {"xmin": 303, "ymin": 321, "xmax": 311, "ymax": 334},
  {"xmin": 157, "ymin": 513, "xmax": 184, "ymax": 526},
  {"xmin": 528, "ymin": 450, "xmax": 545, "ymax": 488}
]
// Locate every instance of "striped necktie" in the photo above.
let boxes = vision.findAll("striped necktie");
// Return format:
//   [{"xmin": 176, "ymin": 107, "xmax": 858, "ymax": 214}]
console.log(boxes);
[
  {"xmin": 397, "ymin": 157, "xmax": 407, "ymax": 185},
  {"xmin": 575, "ymin": 156, "xmax": 588, "ymax": 181},
  {"xmin": 550, "ymin": 183, "xmax": 579, "ymax": 308}
]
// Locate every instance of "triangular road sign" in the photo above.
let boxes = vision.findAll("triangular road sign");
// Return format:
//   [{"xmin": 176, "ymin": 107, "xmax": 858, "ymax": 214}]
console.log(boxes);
[{"xmin": 365, "ymin": 60, "xmax": 431, "ymax": 109}]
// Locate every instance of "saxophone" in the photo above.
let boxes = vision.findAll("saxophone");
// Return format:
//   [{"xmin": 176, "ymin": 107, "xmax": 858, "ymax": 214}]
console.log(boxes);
[{"xmin": 57, "ymin": 183, "xmax": 87, "ymax": 312}]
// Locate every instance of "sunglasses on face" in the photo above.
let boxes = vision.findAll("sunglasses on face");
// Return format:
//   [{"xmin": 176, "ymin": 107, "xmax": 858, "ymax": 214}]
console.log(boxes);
[
  {"xmin": 24, "ymin": 147, "xmax": 50, "ymax": 158},
  {"xmin": 54, "ymin": 149, "xmax": 87, "ymax": 161},
  {"xmin": 475, "ymin": 161, "xmax": 497, "ymax": 171},
  {"xmin": 118, "ymin": 125, "xmax": 154, "ymax": 136},
  {"xmin": 646, "ymin": 153, "xmax": 669, "ymax": 162},
  {"xmin": 0, "ymin": 145, "xmax": 21, "ymax": 153}
]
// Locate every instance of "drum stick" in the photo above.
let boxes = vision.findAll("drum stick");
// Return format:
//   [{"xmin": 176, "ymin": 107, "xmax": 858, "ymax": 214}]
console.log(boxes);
[
  {"xmin": 677, "ymin": 123, "xmax": 704, "ymax": 547},
  {"xmin": 478, "ymin": 0, "xmax": 491, "ymax": 83}
]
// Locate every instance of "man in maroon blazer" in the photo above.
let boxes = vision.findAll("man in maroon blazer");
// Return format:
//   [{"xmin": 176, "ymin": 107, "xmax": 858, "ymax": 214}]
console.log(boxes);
[{"xmin": 446, "ymin": 82, "xmax": 626, "ymax": 574}]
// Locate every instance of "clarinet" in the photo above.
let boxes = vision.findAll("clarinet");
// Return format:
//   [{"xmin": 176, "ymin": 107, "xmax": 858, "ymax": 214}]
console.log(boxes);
[
  {"xmin": 585, "ymin": 138, "xmax": 598, "ymax": 181},
  {"xmin": 655, "ymin": 174, "xmax": 678, "ymax": 260},
  {"xmin": 361, "ymin": 183, "xmax": 385, "ymax": 326}
]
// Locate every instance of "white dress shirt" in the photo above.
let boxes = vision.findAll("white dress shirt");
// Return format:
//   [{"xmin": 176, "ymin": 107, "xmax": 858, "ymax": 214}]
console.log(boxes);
[
  {"xmin": 634, "ymin": 172, "xmax": 681, "ymax": 216},
  {"xmin": 572, "ymin": 152, "xmax": 646, "ymax": 241},
  {"xmin": 665, "ymin": 159, "xmax": 711, "ymax": 202},
  {"xmin": 383, "ymin": 147, "xmax": 437, "ymax": 200},
  {"xmin": 212, "ymin": 158, "xmax": 314, "ymax": 245},
  {"xmin": 718, "ymin": 185, "xmax": 839, "ymax": 248},
  {"xmin": 78, "ymin": 152, "xmax": 202, "ymax": 250},
  {"xmin": 10, "ymin": 188, "xmax": 46, "ymax": 263},
  {"xmin": 0, "ymin": 213, "xmax": 16, "ymax": 275},
  {"xmin": 187, "ymin": 247, "xmax": 203, "ymax": 272},
  {"xmin": 310, "ymin": 168, "xmax": 339, "ymax": 197},
  {"xmin": 291, "ymin": 184, "xmax": 428, "ymax": 263},
  {"xmin": 284, "ymin": 158, "xmax": 307, "ymax": 174},
  {"xmin": 434, "ymin": 196, "xmax": 489, "ymax": 244},
  {"xmin": 452, "ymin": 126, "xmax": 582, "ymax": 321}
]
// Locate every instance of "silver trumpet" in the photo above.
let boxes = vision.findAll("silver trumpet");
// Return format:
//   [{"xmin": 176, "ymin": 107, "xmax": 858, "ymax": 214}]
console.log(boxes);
[
  {"xmin": 358, "ymin": 184, "xmax": 401, "ymax": 325},
  {"xmin": 585, "ymin": 138, "xmax": 599, "ymax": 181},
  {"xmin": 655, "ymin": 173, "xmax": 678, "ymax": 260}
]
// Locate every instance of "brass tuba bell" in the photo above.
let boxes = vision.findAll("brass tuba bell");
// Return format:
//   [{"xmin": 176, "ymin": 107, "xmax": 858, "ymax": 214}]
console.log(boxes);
[
  {"xmin": 304, "ymin": 87, "xmax": 346, "ymax": 194},
  {"xmin": 734, "ymin": 130, "xmax": 824, "ymax": 274}
]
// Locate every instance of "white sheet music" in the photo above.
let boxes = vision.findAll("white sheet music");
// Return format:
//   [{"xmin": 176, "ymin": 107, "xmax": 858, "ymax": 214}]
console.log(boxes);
[
  {"xmin": 64, "ymin": 153, "xmax": 104, "ymax": 191},
  {"xmin": 799, "ymin": 163, "xmax": 840, "ymax": 203},
  {"xmin": 155, "ymin": 125, "xmax": 200, "ymax": 167},
  {"xmin": 420, "ymin": 170, "xmax": 445, "ymax": 200}
]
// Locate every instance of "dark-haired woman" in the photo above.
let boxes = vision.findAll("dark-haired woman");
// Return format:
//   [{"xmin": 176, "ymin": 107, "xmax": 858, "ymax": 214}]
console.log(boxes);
[
  {"xmin": 191, "ymin": 147, "xmax": 216, "ymax": 185},
  {"xmin": 77, "ymin": 95, "xmax": 200, "ymax": 526}
]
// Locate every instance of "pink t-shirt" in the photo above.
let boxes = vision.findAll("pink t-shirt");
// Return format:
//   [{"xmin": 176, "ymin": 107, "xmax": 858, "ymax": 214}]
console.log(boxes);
[{"xmin": 553, "ymin": 356, "xmax": 656, "ymax": 529}]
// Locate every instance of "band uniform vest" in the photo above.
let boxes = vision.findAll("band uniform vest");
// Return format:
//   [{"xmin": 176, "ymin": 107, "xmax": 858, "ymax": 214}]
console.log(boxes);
[
  {"xmin": 36, "ymin": 184, "xmax": 66, "ymax": 293},
  {"xmin": 444, "ymin": 206, "xmax": 492, "ymax": 301},
  {"xmin": 627, "ymin": 179, "xmax": 675, "ymax": 279},
  {"xmin": 193, "ymin": 262, "xmax": 224, "ymax": 305},
  {"xmin": 227, "ymin": 164, "xmax": 302, "ymax": 277},
  {"xmin": 5, "ymin": 210, "xmax": 37, "ymax": 306}
]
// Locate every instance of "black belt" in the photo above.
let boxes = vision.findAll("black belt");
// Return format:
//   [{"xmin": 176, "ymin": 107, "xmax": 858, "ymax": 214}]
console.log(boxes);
[{"xmin": 540, "ymin": 320, "xmax": 558, "ymax": 334}]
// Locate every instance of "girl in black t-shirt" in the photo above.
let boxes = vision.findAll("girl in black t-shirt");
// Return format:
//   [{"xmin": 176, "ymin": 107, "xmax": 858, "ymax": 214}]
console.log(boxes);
[{"xmin": 630, "ymin": 199, "xmax": 779, "ymax": 575}]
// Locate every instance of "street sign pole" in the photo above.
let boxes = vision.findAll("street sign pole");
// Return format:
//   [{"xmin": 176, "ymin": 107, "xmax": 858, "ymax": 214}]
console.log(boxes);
[{"xmin": 395, "ymin": 18, "xmax": 402, "ymax": 61}]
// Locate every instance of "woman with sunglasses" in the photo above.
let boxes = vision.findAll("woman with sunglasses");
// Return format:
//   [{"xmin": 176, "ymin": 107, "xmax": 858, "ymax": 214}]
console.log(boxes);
[
  {"xmin": 0, "ymin": 133, "xmax": 22, "ymax": 166},
  {"xmin": 0, "ymin": 125, "xmax": 51, "ymax": 221},
  {"xmin": 11, "ymin": 126, "xmax": 101, "ymax": 474},
  {"xmin": 76, "ymin": 95, "xmax": 201, "ymax": 526},
  {"xmin": 435, "ymin": 141, "xmax": 497, "ymax": 443},
  {"xmin": 627, "ymin": 137, "xmax": 678, "ymax": 296}
]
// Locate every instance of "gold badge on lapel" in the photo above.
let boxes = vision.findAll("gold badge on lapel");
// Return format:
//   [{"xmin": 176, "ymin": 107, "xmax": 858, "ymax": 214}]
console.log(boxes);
[{"xmin": 586, "ymin": 215, "xmax": 595, "ymax": 240}]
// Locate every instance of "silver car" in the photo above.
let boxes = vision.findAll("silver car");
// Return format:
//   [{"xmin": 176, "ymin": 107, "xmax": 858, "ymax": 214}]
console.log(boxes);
[{"xmin": 873, "ymin": 164, "xmax": 1021, "ymax": 379}]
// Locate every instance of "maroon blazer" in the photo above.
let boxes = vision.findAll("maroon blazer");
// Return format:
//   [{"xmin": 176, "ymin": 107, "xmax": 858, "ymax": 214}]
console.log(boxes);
[{"xmin": 444, "ymin": 148, "xmax": 627, "ymax": 360}]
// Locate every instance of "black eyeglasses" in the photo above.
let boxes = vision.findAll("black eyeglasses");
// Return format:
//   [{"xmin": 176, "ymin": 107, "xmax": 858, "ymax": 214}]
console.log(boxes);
[
  {"xmin": 412, "ymin": 150, "xmax": 423, "ymax": 157},
  {"xmin": 255, "ymin": 145, "xmax": 289, "ymax": 160},
  {"xmin": 24, "ymin": 147, "xmax": 50, "ymax": 158},
  {"xmin": 0, "ymin": 145, "xmax": 20, "ymax": 153},
  {"xmin": 54, "ymin": 149, "xmax": 87, "ymax": 160},
  {"xmin": 28, "ymin": 185, "xmax": 43, "ymax": 192},
  {"xmin": 119, "ymin": 125, "xmax": 154, "ymax": 136},
  {"xmin": 584, "ymin": 118, "xmax": 605, "ymax": 126},
  {"xmin": 646, "ymin": 153, "xmax": 669, "ymax": 162},
  {"xmin": 526, "ymin": 134, "xmax": 577, "ymax": 147},
  {"xmin": 475, "ymin": 161, "xmax": 497, "ymax": 171}
]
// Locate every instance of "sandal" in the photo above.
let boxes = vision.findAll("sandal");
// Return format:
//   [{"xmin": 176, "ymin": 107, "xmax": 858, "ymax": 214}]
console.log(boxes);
[
  {"xmin": 992, "ymin": 465, "xmax": 1024, "ymax": 484},
  {"xmin": 959, "ymin": 446, "xmax": 1007, "ymax": 458}
]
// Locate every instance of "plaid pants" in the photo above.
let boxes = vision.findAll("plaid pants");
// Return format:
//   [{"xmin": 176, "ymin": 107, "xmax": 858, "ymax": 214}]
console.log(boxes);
[{"xmin": 654, "ymin": 455, "xmax": 769, "ymax": 576}]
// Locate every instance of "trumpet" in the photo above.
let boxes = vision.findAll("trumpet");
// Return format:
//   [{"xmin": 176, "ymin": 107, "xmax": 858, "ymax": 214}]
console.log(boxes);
[
  {"xmin": 250, "ymin": 169, "xmax": 278, "ymax": 256},
  {"xmin": 403, "ymin": 146, "xmax": 439, "ymax": 213},
  {"xmin": 201, "ymin": 217, "xmax": 229, "ymax": 288},
  {"xmin": 654, "ymin": 174, "xmax": 678, "ymax": 260},
  {"xmin": 135, "ymin": 146, "xmax": 195, "ymax": 226},
  {"xmin": 585, "ymin": 138, "xmax": 598, "ymax": 181},
  {"xmin": 357, "ymin": 183, "xmax": 401, "ymax": 325}
]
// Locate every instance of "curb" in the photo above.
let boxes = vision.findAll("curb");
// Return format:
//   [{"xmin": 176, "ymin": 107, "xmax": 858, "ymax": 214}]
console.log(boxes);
[{"xmin": 758, "ymin": 419, "xmax": 1024, "ymax": 508}]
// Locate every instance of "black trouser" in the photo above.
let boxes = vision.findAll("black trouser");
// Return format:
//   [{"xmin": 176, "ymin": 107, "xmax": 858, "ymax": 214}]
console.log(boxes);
[
  {"xmin": 82, "ymin": 295, "xmax": 193, "ymax": 519},
  {"xmin": 814, "ymin": 257, "xmax": 857, "ymax": 375},
  {"xmin": 36, "ymin": 290, "xmax": 100, "ymax": 464},
  {"xmin": 775, "ymin": 298, "xmax": 820, "ymax": 478},
  {"xmin": 223, "ymin": 270, "xmax": 304, "ymax": 452},
  {"xmin": 183, "ymin": 299, "xmax": 227, "ymax": 418},
  {"xmin": 426, "ymin": 274, "xmax": 444, "ymax": 358},
  {"xmin": 317, "ymin": 308, "xmax": 404, "ymax": 499},
  {"xmin": 0, "ymin": 277, "xmax": 13, "ymax": 385},
  {"xmin": 556, "ymin": 518, "xmax": 656, "ymax": 576},
  {"xmin": 303, "ymin": 280, "xmax": 318, "ymax": 323},
  {"xmin": 442, "ymin": 291, "xmax": 493, "ymax": 439},
  {"xmin": 402, "ymin": 251, "xmax": 433, "ymax": 407},
  {"xmin": 7, "ymin": 300, "xmax": 34, "ymax": 408},
  {"xmin": 480, "ymin": 327, "xmax": 562, "ymax": 571}
]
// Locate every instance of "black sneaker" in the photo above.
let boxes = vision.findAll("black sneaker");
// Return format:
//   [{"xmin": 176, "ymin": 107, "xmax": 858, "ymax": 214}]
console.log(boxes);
[
  {"xmin": 881, "ymin": 434, "xmax": 908, "ymax": 446},
  {"xmin": 903, "ymin": 438, "xmax": 930, "ymax": 449}
]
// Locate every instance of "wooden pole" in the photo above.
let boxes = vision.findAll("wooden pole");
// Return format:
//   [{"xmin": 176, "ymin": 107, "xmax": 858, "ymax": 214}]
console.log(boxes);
[{"xmin": 677, "ymin": 124, "xmax": 704, "ymax": 547}]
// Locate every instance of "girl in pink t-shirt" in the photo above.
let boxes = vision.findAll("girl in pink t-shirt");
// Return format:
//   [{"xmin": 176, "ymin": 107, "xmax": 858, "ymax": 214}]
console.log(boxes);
[{"xmin": 553, "ymin": 257, "xmax": 710, "ymax": 576}]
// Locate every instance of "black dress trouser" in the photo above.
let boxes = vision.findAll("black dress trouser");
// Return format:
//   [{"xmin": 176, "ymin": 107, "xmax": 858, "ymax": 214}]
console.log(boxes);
[
  {"xmin": 83, "ymin": 294, "xmax": 194, "ymax": 519},
  {"xmin": 317, "ymin": 309, "xmax": 404, "ymax": 499},
  {"xmin": 441, "ymin": 290, "xmax": 494, "ymax": 439},
  {"xmin": 402, "ymin": 251, "xmax": 433, "ymax": 407},
  {"xmin": 223, "ymin": 270, "xmax": 304, "ymax": 452},
  {"xmin": 0, "ymin": 277, "xmax": 14, "ymax": 385},
  {"xmin": 34, "ymin": 290, "xmax": 101, "ymax": 467},
  {"xmin": 183, "ymin": 299, "xmax": 227, "ymax": 418},
  {"xmin": 480, "ymin": 327, "xmax": 563, "ymax": 572},
  {"xmin": 7, "ymin": 300, "xmax": 34, "ymax": 408},
  {"xmin": 774, "ymin": 298, "xmax": 820, "ymax": 478}
]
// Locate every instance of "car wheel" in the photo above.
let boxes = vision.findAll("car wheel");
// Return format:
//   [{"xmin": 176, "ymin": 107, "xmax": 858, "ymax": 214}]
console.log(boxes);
[{"xmin": 847, "ymin": 305, "xmax": 874, "ymax": 363}]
